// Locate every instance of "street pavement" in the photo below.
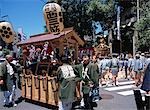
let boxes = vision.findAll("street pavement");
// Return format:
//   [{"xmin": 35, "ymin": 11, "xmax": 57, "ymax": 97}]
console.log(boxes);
[
  {"xmin": 97, "ymin": 79, "xmax": 145, "ymax": 110},
  {"xmin": 0, "ymin": 79, "xmax": 143, "ymax": 110}
]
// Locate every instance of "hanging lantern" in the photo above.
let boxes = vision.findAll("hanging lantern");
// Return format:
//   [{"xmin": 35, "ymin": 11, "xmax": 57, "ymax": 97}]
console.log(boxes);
[
  {"xmin": 0, "ymin": 21, "xmax": 15, "ymax": 43},
  {"xmin": 43, "ymin": 2, "xmax": 64, "ymax": 34}
]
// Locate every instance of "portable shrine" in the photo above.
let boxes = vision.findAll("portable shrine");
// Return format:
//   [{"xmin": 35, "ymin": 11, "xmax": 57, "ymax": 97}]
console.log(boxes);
[
  {"xmin": 17, "ymin": 2, "xmax": 84, "ymax": 107},
  {"xmin": 17, "ymin": 27, "xmax": 84, "ymax": 107}
]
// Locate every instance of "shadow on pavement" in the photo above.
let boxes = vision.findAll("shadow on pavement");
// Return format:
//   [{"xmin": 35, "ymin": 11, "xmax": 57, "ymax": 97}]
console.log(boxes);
[
  {"xmin": 100, "ymin": 94, "xmax": 114, "ymax": 100},
  {"xmin": 15, "ymin": 96, "xmax": 24, "ymax": 104},
  {"xmin": 72, "ymin": 99, "xmax": 99, "ymax": 110},
  {"xmin": 24, "ymin": 98, "xmax": 58, "ymax": 110}
]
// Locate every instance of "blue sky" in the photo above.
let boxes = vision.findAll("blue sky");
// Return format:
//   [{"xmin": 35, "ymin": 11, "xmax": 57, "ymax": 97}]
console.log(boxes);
[{"xmin": 0, "ymin": 0, "xmax": 47, "ymax": 38}]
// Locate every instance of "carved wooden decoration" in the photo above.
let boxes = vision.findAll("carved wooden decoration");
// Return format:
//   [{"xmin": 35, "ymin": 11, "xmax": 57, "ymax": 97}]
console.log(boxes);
[{"xmin": 94, "ymin": 37, "xmax": 110, "ymax": 56}]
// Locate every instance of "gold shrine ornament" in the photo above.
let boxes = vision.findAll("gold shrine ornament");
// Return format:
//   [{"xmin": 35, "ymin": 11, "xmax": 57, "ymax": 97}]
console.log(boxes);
[
  {"xmin": 0, "ymin": 21, "xmax": 15, "ymax": 43},
  {"xmin": 43, "ymin": 2, "xmax": 64, "ymax": 34}
]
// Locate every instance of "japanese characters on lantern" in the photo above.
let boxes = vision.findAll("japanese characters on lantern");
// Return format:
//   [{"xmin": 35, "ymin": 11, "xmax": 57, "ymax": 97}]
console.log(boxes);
[{"xmin": 43, "ymin": 3, "xmax": 64, "ymax": 34}]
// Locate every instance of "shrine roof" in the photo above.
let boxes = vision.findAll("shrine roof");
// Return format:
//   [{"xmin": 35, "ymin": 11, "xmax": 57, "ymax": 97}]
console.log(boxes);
[{"xmin": 17, "ymin": 28, "xmax": 74, "ymax": 45}]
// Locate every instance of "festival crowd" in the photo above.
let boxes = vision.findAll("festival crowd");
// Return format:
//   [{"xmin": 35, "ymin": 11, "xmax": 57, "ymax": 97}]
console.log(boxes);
[{"xmin": 0, "ymin": 46, "xmax": 150, "ymax": 110}]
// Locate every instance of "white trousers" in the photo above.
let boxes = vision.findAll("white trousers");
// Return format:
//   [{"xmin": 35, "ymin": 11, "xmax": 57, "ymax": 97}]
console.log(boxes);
[{"xmin": 58, "ymin": 100, "xmax": 73, "ymax": 110}]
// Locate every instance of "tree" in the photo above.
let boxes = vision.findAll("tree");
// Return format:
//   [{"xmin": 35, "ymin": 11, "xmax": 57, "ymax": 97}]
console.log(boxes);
[
  {"xmin": 60, "ymin": 0, "xmax": 116, "ymax": 48},
  {"xmin": 45, "ymin": 0, "xmax": 116, "ymax": 47},
  {"xmin": 118, "ymin": 0, "xmax": 137, "ymax": 53},
  {"xmin": 87, "ymin": 0, "xmax": 115, "ymax": 30},
  {"xmin": 45, "ymin": 0, "xmax": 92, "ymax": 38},
  {"xmin": 61, "ymin": 0, "xmax": 92, "ymax": 37},
  {"xmin": 134, "ymin": 0, "xmax": 150, "ymax": 51}
]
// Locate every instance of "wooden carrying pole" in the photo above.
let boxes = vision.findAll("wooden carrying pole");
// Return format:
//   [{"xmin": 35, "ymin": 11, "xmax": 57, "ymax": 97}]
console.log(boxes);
[
  {"xmin": 145, "ymin": 94, "xmax": 150, "ymax": 110},
  {"xmin": 133, "ymin": 89, "xmax": 145, "ymax": 110}
]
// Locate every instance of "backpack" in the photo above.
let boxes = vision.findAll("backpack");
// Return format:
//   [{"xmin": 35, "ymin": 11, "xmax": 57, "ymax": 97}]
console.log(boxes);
[
  {"xmin": 89, "ymin": 86, "xmax": 100, "ymax": 102},
  {"xmin": 60, "ymin": 65, "xmax": 76, "ymax": 80}
]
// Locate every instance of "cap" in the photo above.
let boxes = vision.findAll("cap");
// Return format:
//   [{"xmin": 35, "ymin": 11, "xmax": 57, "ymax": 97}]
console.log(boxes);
[
  {"xmin": 6, "ymin": 54, "xmax": 13, "ymax": 59},
  {"xmin": 135, "ymin": 54, "xmax": 140, "ymax": 57},
  {"xmin": 112, "ymin": 53, "xmax": 118, "ymax": 57},
  {"xmin": 141, "ymin": 53, "xmax": 145, "ymax": 56}
]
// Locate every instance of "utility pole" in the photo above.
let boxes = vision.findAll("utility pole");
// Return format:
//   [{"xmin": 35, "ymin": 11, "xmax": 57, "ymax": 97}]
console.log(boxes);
[
  {"xmin": 133, "ymin": 0, "xmax": 140, "ymax": 56},
  {"xmin": 137, "ymin": 0, "xmax": 140, "ymax": 22},
  {"xmin": 108, "ymin": 29, "xmax": 113, "ymax": 56}
]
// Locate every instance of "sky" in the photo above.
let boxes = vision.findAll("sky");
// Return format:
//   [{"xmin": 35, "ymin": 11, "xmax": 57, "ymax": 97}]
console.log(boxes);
[
  {"xmin": 0, "ymin": 0, "xmax": 47, "ymax": 38},
  {"xmin": 0, "ymin": 0, "xmax": 108, "ymax": 39}
]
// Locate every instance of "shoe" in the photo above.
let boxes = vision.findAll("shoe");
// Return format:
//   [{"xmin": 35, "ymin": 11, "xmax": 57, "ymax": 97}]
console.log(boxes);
[
  {"xmin": 127, "ymin": 76, "xmax": 130, "ymax": 80},
  {"xmin": 3, "ymin": 104, "xmax": 10, "ymax": 107},
  {"xmin": 115, "ymin": 81, "xmax": 119, "ymax": 86},
  {"xmin": 8, "ymin": 102, "xmax": 17, "ymax": 107},
  {"xmin": 3, "ymin": 99, "xmax": 6, "ymax": 103},
  {"xmin": 8, "ymin": 103, "xmax": 13, "ymax": 107},
  {"xmin": 112, "ymin": 83, "xmax": 115, "ymax": 86},
  {"xmin": 73, "ymin": 105, "xmax": 85, "ymax": 109},
  {"xmin": 105, "ymin": 81, "xmax": 109, "ymax": 87},
  {"xmin": 99, "ymin": 96, "xmax": 102, "ymax": 100},
  {"xmin": 13, "ymin": 103, "xmax": 17, "ymax": 107}
]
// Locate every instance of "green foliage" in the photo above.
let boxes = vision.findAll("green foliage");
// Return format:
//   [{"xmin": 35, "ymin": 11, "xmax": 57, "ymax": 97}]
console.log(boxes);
[
  {"xmin": 60, "ymin": 0, "xmax": 93, "ymax": 37},
  {"xmin": 43, "ymin": 0, "xmax": 115, "ymax": 41},
  {"xmin": 87, "ymin": 0, "xmax": 115, "ymax": 29},
  {"xmin": 134, "ymin": 0, "xmax": 150, "ymax": 51},
  {"xmin": 87, "ymin": 0, "xmax": 114, "ymax": 16},
  {"xmin": 59, "ymin": 0, "xmax": 115, "ymax": 37},
  {"xmin": 135, "ymin": 18, "xmax": 150, "ymax": 31}
]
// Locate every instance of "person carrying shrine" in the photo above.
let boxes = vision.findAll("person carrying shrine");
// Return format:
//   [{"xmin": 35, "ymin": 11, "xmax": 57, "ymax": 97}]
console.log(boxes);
[
  {"xmin": 73, "ymin": 54, "xmax": 98, "ymax": 109},
  {"xmin": 110, "ymin": 53, "xmax": 119, "ymax": 86},
  {"xmin": 90, "ymin": 55, "xmax": 101, "ymax": 102},
  {"xmin": 57, "ymin": 55, "xmax": 78, "ymax": 110},
  {"xmin": 133, "ymin": 54, "xmax": 144, "ymax": 87},
  {"xmin": 0, "ymin": 54, "xmax": 18, "ymax": 107}
]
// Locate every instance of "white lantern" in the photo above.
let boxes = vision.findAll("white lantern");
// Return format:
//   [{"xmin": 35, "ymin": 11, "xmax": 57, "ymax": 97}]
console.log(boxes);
[
  {"xmin": 0, "ymin": 21, "xmax": 15, "ymax": 43},
  {"xmin": 43, "ymin": 2, "xmax": 64, "ymax": 34}
]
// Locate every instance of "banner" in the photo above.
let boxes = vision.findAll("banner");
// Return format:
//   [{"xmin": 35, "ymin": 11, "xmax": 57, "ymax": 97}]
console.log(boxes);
[{"xmin": 117, "ymin": 5, "xmax": 121, "ymax": 40}]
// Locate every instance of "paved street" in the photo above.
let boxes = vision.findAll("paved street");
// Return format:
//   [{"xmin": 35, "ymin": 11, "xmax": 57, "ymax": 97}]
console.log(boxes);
[
  {"xmin": 0, "ymin": 79, "xmax": 142, "ymax": 110},
  {"xmin": 97, "ymin": 79, "xmax": 144, "ymax": 110}
]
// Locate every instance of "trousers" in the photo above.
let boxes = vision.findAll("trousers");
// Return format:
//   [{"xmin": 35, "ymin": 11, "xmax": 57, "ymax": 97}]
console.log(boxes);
[
  {"xmin": 83, "ymin": 94, "xmax": 93, "ymax": 109},
  {"xmin": 58, "ymin": 100, "xmax": 73, "ymax": 110},
  {"xmin": 4, "ymin": 85, "xmax": 16, "ymax": 105}
]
